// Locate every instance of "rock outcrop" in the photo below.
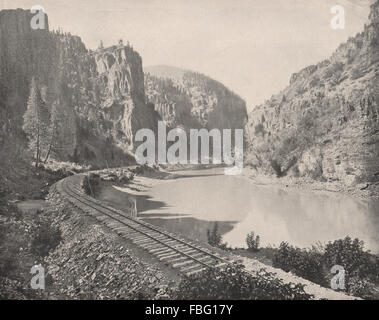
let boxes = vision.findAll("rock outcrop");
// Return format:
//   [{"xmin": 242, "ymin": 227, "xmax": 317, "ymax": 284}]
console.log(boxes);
[
  {"xmin": 245, "ymin": 1, "xmax": 379, "ymax": 186},
  {"xmin": 144, "ymin": 65, "xmax": 247, "ymax": 132},
  {"xmin": 95, "ymin": 46, "xmax": 158, "ymax": 152},
  {"xmin": 0, "ymin": 9, "xmax": 51, "ymax": 135},
  {"xmin": 0, "ymin": 10, "xmax": 248, "ymax": 170},
  {"xmin": 0, "ymin": 9, "xmax": 159, "ymax": 168}
]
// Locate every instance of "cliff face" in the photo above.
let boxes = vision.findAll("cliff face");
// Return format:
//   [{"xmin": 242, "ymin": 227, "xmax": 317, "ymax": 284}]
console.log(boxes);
[
  {"xmin": 144, "ymin": 65, "xmax": 247, "ymax": 132},
  {"xmin": 95, "ymin": 46, "xmax": 158, "ymax": 151},
  {"xmin": 245, "ymin": 1, "xmax": 379, "ymax": 186},
  {"xmin": 0, "ymin": 9, "xmax": 51, "ymax": 133},
  {"xmin": 0, "ymin": 9, "xmax": 246, "ymax": 170},
  {"xmin": 0, "ymin": 9, "xmax": 158, "ymax": 168}
]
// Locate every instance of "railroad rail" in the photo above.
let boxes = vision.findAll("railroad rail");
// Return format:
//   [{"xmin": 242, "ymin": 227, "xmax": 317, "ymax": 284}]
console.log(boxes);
[
  {"xmin": 55, "ymin": 174, "xmax": 232, "ymax": 276},
  {"xmin": 53, "ymin": 173, "xmax": 360, "ymax": 300}
]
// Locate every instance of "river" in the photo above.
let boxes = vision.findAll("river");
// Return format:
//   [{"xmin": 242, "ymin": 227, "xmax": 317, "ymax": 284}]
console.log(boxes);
[{"xmin": 131, "ymin": 168, "xmax": 379, "ymax": 253}]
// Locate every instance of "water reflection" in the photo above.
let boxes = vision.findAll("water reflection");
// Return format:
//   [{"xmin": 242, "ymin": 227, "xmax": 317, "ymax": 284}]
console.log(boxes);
[
  {"xmin": 137, "ymin": 170, "xmax": 379, "ymax": 252},
  {"xmin": 142, "ymin": 217, "xmax": 236, "ymax": 243}
]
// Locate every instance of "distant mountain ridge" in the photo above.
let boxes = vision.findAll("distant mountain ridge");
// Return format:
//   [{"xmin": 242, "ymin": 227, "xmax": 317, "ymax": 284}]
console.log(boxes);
[
  {"xmin": 144, "ymin": 65, "xmax": 189, "ymax": 81},
  {"xmin": 144, "ymin": 65, "xmax": 247, "ymax": 131}
]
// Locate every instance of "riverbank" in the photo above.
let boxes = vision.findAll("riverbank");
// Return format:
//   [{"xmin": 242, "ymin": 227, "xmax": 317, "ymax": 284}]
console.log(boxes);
[
  {"xmin": 94, "ymin": 165, "xmax": 379, "ymax": 253},
  {"xmin": 93, "ymin": 167, "xmax": 379, "ymax": 298},
  {"xmin": 162, "ymin": 163, "xmax": 379, "ymax": 201},
  {"xmin": 241, "ymin": 167, "xmax": 379, "ymax": 201},
  {"xmin": 97, "ymin": 181, "xmax": 361, "ymax": 299}
]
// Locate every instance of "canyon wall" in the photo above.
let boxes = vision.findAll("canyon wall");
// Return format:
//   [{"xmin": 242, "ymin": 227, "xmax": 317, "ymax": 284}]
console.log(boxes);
[
  {"xmin": 0, "ymin": 9, "xmax": 159, "ymax": 168},
  {"xmin": 144, "ymin": 65, "xmax": 247, "ymax": 132},
  {"xmin": 0, "ymin": 10, "xmax": 247, "ymax": 169},
  {"xmin": 245, "ymin": 1, "xmax": 379, "ymax": 186}
]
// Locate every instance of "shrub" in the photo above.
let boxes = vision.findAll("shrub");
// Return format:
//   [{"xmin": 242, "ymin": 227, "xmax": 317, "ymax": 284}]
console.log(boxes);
[
  {"xmin": 296, "ymin": 86, "xmax": 307, "ymax": 95},
  {"xmin": 172, "ymin": 263, "xmax": 313, "ymax": 300},
  {"xmin": 31, "ymin": 221, "xmax": 62, "ymax": 257},
  {"xmin": 118, "ymin": 171, "xmax": 134, "ymax": 184},
  {"xmin": 272, "ymin": 238, "xmax": 378, "ymax": 299},
  {"xmin": 351, "ymin": 66, "xmax": 364, "ymax": 80},
  {"xmin": 0, "ymin": 222, "xmax": 26, "ymax": 278},
  {"xmin": 246, "ymin": 231, "xmax": 260, "ymax": 252},
  {"xmin": 132, "ymin": 164, "xmax": 156, "ymax": 175},
  {"xmin": 324, "ymin": 62, "xmax": 344, "ymax": 79},
  {"xmin": 0, "ymin": 249, "xmax": 16, "ymax": 278},
  {"xmin": 82, "ymin": 173, "xmax": 100, "ymax": 196},
  {"xmin": 206, "ymin": 222, "xmax": 222, "ymax": 248},
  {"xmin": 323, "ymin": 237, "xmax": 378, "ymax": 282},
  {"xmin": 309, "ymin": 76, "xmax": 320, "ymax": 88},
  {"xmin": 273, "ymin": 242, "xmax": 326, "ymax": 286},
  {"xmin": 254, "ymin": 123, "xmax": 265, "ymax": 136},
  {"xmin": 270, "ymin": 159, "xmax": 283, "ymax": 177},
  {"xmin": 347, "ymin": 276, "xmax": 376, "ymax": 299}
]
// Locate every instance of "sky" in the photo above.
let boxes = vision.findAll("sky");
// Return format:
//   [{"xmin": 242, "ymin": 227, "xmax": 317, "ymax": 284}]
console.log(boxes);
[{"xmin": 0, "ymin": 0, "xmax": 374, "ymax": 111}]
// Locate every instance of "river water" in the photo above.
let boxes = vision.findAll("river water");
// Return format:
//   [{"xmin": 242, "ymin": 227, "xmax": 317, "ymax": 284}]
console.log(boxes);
[{"xmin": 136, "ymin": 169, "xmax": 379, "ymax": 253}]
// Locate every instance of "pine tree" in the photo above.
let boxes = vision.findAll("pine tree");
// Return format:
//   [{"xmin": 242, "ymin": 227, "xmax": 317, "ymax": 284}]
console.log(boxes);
[
  {"xmin": 207, "ymin": 222, "xmax": 222, "ymax": 247},
  {"xmin": 43, "ymin": 100, "xmax": 58, "ymax": 164},
  {"xmin": 47, "ymin": 95, "xmax": 76, "ymax": 162},
  {"xmin": 49, "ymin": 99, "xmax": 67, "ymax": 159},
  {"xmin": 43, "ymin": 53, "xmax": 75, "ymax": 163},
  {"xmin": 23, "ymin": 78, "xmax": 50, "ymax": 167}
]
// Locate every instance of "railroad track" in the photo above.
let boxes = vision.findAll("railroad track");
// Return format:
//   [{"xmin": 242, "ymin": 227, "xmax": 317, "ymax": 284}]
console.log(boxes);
[{"xmin": 55, "ymin": 175, "xmax": 232, "ymax": 276}]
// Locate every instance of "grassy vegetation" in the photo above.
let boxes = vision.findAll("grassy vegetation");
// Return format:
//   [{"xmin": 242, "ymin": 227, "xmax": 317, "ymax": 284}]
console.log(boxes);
[
  {"xmin": 0, "ymin": 152, "xmax": 76, "ymax": 299},
  {"xmin": 30, "ymin": 220, "xmax": 62, "ymax": 257},
  {"xmin": 0, "ymin": 206, "xmax": 61, "ymax": 299}
]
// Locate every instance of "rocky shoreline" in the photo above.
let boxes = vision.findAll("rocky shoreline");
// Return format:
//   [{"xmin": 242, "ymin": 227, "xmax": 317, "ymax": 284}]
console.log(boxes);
[{"xmin": 241, "ymin": 167, "xmax": 379, "ymax": 202}]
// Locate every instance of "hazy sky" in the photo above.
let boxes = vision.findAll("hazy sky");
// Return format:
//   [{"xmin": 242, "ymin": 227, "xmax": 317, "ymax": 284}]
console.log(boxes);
[{"xmin": 1, "ymin": 0, "xmax": 373, "ymax": 111}]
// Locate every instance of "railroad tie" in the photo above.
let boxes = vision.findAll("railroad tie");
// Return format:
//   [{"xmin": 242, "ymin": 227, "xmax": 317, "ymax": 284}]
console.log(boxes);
[{"xmin": 57, "ymin": 176, "xmax": 232, "ymax": 277}]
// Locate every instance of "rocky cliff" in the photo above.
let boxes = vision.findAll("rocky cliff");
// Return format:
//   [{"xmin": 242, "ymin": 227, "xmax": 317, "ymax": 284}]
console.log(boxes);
[
  {"xmin": 0, "ymin": 9, "xmax": 158, "ymax": 168},
  {"xmin": 95, "ymin": 46, "xmax": 158, "ymax": 151},
  {"xmin": 0, "ymin": 9, "xmax": 246, "ymax": 170},
  {"xmin": 245, "ymin": 1, "xmax": 379, "ymax": 186},
  {"xmin": 0, "ymin": 9, "xmax": 51, "ymax": 136},
  {"xmin": 144, "ymin": 65, "xmax": 247, "ymax": 132}
]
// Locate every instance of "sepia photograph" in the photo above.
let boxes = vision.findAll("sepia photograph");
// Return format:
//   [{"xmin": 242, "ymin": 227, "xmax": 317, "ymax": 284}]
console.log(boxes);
[{"xmin": 0, "ymin": 0, "xmax": 378, "ymax": 306}]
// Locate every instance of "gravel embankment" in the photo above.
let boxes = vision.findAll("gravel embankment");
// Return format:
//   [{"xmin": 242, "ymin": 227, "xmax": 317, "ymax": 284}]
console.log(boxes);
[{"xmin": 43, "ymin": 191, "xmax": 173, "ymax": 299}]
